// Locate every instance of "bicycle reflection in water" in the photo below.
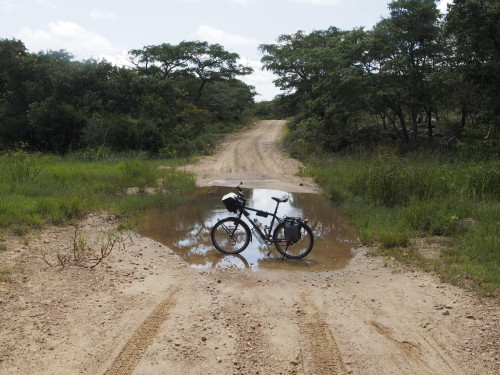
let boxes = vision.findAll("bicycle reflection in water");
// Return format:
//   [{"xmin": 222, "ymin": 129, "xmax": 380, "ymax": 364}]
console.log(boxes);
[{"xmin": 137, "ymin": 186, "xmax": 357, "ymax": 272}]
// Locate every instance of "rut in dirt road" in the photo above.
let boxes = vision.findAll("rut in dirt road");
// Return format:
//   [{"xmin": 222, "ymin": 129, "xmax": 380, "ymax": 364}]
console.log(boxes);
[
  {"xmin": 182, "ymin": 120, "xmax": 320, "ymax": 193},
  {"xmin": 103, "ymin": 289, "xmax": 179, "ymax": 375},
  {"xmin": 299, "ymin": 292, "xmax": 347, "ymax": 375}
]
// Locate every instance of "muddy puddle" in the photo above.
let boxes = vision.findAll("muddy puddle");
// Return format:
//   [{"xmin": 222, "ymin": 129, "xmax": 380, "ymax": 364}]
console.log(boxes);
[{"xmin": 137, "ymin": 187, "xmax": 358, "ymax": 271}]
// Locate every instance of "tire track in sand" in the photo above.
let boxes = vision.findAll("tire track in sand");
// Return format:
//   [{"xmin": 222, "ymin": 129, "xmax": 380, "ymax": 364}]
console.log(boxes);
[
  {"xmin": 180, "ymin": 120, "xmax": 320, "ymax": 193},
  {"xmin": 368, "ymin": 320, "xmax": 465, "ymax": 375},
  {"xmin": 103, "ymin": 289, "xmax": 179, "ymax": 375},
  {"xmin": 299, "ymin": 292, "xmax": 347, "ymax": 375}
]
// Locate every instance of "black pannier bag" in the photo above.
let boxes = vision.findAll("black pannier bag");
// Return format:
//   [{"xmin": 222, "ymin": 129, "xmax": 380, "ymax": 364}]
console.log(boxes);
[
  {"xmin": 284, "ymin": 218, "xmax": 301, "ymax": 243},
  {"xmin": 222, "ymin": 192, "xmax": 241, "ymax": 213}
]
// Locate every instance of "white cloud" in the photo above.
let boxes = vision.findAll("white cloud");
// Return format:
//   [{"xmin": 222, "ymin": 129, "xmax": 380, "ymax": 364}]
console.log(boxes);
[
  {"xmin": 288, "ymin": 0, "xmax": 342, "ymax": 6},
  {"xmin": 34, "ymin": 0, "xmax": 58, "ymax": 9},
  {"xmin": 437, "ymin": 0, "xmax": 452, "ymax": 14},
  {"xmin": 197, "ymin": 25, "xmax": 258, "ymax": 46},
  {"xmin": 89, "ymin": 9, "xmax": 118, "ymax": 20},
  {"xmin": 238, "ymin": 57, "xmax": 280, "ymax": 101},
  {"xmin": 0, "ymin": 0, "xmax": 18, "ymax": 13},
  {"xmin": 172, "ymin": 0, "xmax": 252, "ymax": 4},
  {"xmin": 100, "ymin": 50, "xmax": 133, "ymax": 67},
  {"xmin": 15, "ymin": 21, "xmax": 115, "ymax": 59},
  {"xmin": 229, "ymin": 0, "xmax": 251, "ymax": 5}
]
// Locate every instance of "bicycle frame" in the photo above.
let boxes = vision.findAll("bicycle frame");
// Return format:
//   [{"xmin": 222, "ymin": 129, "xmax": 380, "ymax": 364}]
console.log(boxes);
[
  {"xmin": 235, "ymin": 198, "xmax": 283, "ymax": 243},
  {"xmin": 212, "ymin": 186, "xmax": 314, "ymax": 259}
]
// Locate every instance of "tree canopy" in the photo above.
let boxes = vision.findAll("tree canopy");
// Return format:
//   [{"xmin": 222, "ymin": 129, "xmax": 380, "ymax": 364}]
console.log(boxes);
[
  {"xmin": 260, "ymin": 0, "xmax": 499, "ymax": 153},
  {"xmin": 1, "ymin": 0, "xmax": 498, "ymax": 157},
  {"xmin": 0, "ymin": 39, "xmax": 254, "ymax": 155}
]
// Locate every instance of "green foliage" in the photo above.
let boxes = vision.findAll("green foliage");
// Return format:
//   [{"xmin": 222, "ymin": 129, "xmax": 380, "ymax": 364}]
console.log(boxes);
[
  {"xmin": 107, "ymin": 116, "xmax": 163, "ymax": 153},
  {"xmin": 350, "ymin": 155, "xmax": 499, "ymax": 206},
  {"xmin": 3, "ymin": 149, "xmax": 43, "ymax": 183},
  {"xmin": 305, "ymin": 152, "xmax": 499, "ymax": 294},
  {"xmin": 0, "ymin": 235, "xmax": 6, "ymax": 252},
  {"xmin": 0, "ymin": 154, "xmax": 196, "ymax": 232},
  {"xmin": 162, "ymin": 169, "xmax": 196, "ymax": 193},
  {"xmin": 118, "ymin": 158, "xmax": 157, "ymax": 187},
  {"xmin": 67, "ymin": 146, "xmax": 114, "ymax": 162},
  {"xmin": 445, "ymin": 0, "xmax": 500, "ymax": 133},
  {"xmin": 254, "ymin": 101, "xmax": 282, "ymax": 119},
  {"xmin": 260, "ymin": 0, "xmax": 499, "ymax": 152},
  {"xmin": 379, "ymin": 230, "xmax": 411, "ymax": 249},
  {"xmin": 0, "ymin": 38, "xmax": 255, "ymax": 156}
]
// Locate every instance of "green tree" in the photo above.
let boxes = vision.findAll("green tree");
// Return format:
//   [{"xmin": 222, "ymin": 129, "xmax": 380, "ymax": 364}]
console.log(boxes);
[
  {"xmin": 260, "ymin": 29, "xmax": 335, "ymax": 101},
  {"xmin": 445, "ymin": 0, "xmax": 500, "ymax": 139},
  {"xmin": 0, "ymin": 39, "xmax": 32, "ymax": 148},
  {"xmin": 368, "ymin": 0, "xmax": 442, "ymax": 146},
  {"xmin": 261, "ymin": 27, "xmax": 371, "ymax": 150},
  {"xmin": 129, "ymin": 43, "xmax": 190, "ymax": 79},
  {"xmin": 199, "ymin": 79, "xmax": 255, "ymax": 121},
  {"xmin": 0, "ymin": 38, "xmax": 252, "ymax": 156},
  {"xmin": 129, "ymin": 41, "xmax": 253, "ymax": 103}
]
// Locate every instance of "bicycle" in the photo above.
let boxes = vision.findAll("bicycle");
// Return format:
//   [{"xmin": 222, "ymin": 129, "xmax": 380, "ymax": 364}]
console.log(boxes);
[{"xmin": 210, "ymin": 185, "xmax": 314, "ymax": 259}]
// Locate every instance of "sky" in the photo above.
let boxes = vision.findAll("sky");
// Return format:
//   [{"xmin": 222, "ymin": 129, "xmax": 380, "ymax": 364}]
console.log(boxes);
[{"xmin": 1, "ymin": 0, "xmax": 453, "ymax": 101}]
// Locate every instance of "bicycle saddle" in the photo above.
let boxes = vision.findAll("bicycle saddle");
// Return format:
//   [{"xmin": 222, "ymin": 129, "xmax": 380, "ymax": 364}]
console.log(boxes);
[{"xmin": 272, "ymin": 196, "xmax": 289, "ymax": 203}]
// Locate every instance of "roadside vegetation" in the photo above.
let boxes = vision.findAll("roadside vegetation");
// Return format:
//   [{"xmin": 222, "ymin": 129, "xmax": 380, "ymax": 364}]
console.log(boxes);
[
  {"xmin": 0, "ymin": 39, "xmax": 254, "ymax": 156},
  {"xmin": 301, "ymin": 152, "xmax": 499, "ymax": 295},
  {"xmin": 0, "ymin": 150, "xmax": 196, "ymax": 236}
]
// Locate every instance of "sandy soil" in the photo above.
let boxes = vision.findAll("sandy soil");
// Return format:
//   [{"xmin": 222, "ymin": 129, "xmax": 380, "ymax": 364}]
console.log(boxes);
[
  {"xmin": 1, "ymin": 120, "xmax": 498, "ymax": 375},
  {"xmin": 181, "ymin": 120, "xmax": 320, "ymax": 193}
]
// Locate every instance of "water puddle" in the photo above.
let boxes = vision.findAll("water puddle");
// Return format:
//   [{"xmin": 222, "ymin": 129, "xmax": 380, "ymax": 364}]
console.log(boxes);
[{"xmin": 137, "ymin": 186, "xmax": 358, "ymax": 271}]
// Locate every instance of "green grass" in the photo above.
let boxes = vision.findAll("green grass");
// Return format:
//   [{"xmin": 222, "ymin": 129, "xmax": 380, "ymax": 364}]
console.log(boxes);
[
  {"xmin": 303, "ymin": 151, "xmax": 500, "ymax": 295},
  {"xmin": 0, "ymin": 152, "xmax": 197, "ymax": 231}
]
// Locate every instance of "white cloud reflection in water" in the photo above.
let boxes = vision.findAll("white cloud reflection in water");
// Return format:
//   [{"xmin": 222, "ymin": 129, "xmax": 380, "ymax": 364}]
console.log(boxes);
[{"xmin": 138, "ymin": 187, "xmax": 358, "ymax": 271}]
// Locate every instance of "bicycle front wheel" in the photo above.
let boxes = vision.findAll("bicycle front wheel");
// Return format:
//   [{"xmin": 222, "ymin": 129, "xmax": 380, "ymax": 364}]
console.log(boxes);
[
  {"xmin": 273, "ymin": 222, "xmax": 314, "ymax": 259},
  {"xmin": 211, "ymin": 217, "xmax": 251, "ymax": 254}
]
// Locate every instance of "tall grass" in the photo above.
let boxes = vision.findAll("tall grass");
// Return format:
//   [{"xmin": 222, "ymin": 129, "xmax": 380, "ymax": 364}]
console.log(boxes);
[
  {"xmin": 0, "ymin": 153, "xmax": 196, "ymax": 233},
  {"xmin": 349, "ymin": 154, "xmax": 499, "ymax": 206},
  {"xmin": 304, "ymin": 152, "xmax": 499, "ymax": 295}
]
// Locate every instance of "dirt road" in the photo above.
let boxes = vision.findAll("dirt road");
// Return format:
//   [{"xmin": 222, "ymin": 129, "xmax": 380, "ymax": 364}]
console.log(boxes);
[
  {"xmin": 181, "ymin": 120, "xmax": 319, "ymax": 193},
  {"xmin": 0, "ymin": 120, "xmax": 498, "ymax": 375}
]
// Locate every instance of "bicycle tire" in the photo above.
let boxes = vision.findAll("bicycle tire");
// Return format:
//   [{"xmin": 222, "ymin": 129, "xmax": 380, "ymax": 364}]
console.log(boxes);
[
  {"xmin": 211, "ymin": 217, "xmax": 251, "ymax": 254},
  {"xmin": 273, "ymin": 222, "xmax": 314, "ymax": 259}
]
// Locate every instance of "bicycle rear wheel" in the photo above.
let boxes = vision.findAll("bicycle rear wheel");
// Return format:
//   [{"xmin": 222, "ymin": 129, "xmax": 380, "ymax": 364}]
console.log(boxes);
[
  {"xmin": 273, "ymin": 222, "xmax": 314, "ymax": 259},
  {"xmin": 211, "ymin": 217, "xmax": 251, "ymax": 254}
]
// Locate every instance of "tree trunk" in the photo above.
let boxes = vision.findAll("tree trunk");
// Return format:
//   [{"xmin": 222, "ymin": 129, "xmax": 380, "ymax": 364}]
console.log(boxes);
[
  {"xmin": 426, "ymin": 108, "xmax": 433, "ymax": 139},
  {"xmin": 410, "ymin": 104, "xmax": 418, "ymax": 147},
  {"xmin": 195, "ymin": 79, "xmax": 208, "ymax": 103},
  {"xmin": 460, "ymin": 108, "xmax": 467, "ymax": 133},
  {"xmin": 379, "ymin": 113, "xmax": 387, "ymax": 130},
  {"xmin": 395, "ymin": 107, "xmax": 410, "ymax": 145}
]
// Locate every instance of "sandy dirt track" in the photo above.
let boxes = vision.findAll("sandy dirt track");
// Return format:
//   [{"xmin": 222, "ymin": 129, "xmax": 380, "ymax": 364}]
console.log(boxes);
[
  {"xmin": 181, "ymin": 120, "xmax": 320, "ymax": 193},
  {"xmin": 0, "ymin": 120, "xmax": 498, "ymax": 375}
]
